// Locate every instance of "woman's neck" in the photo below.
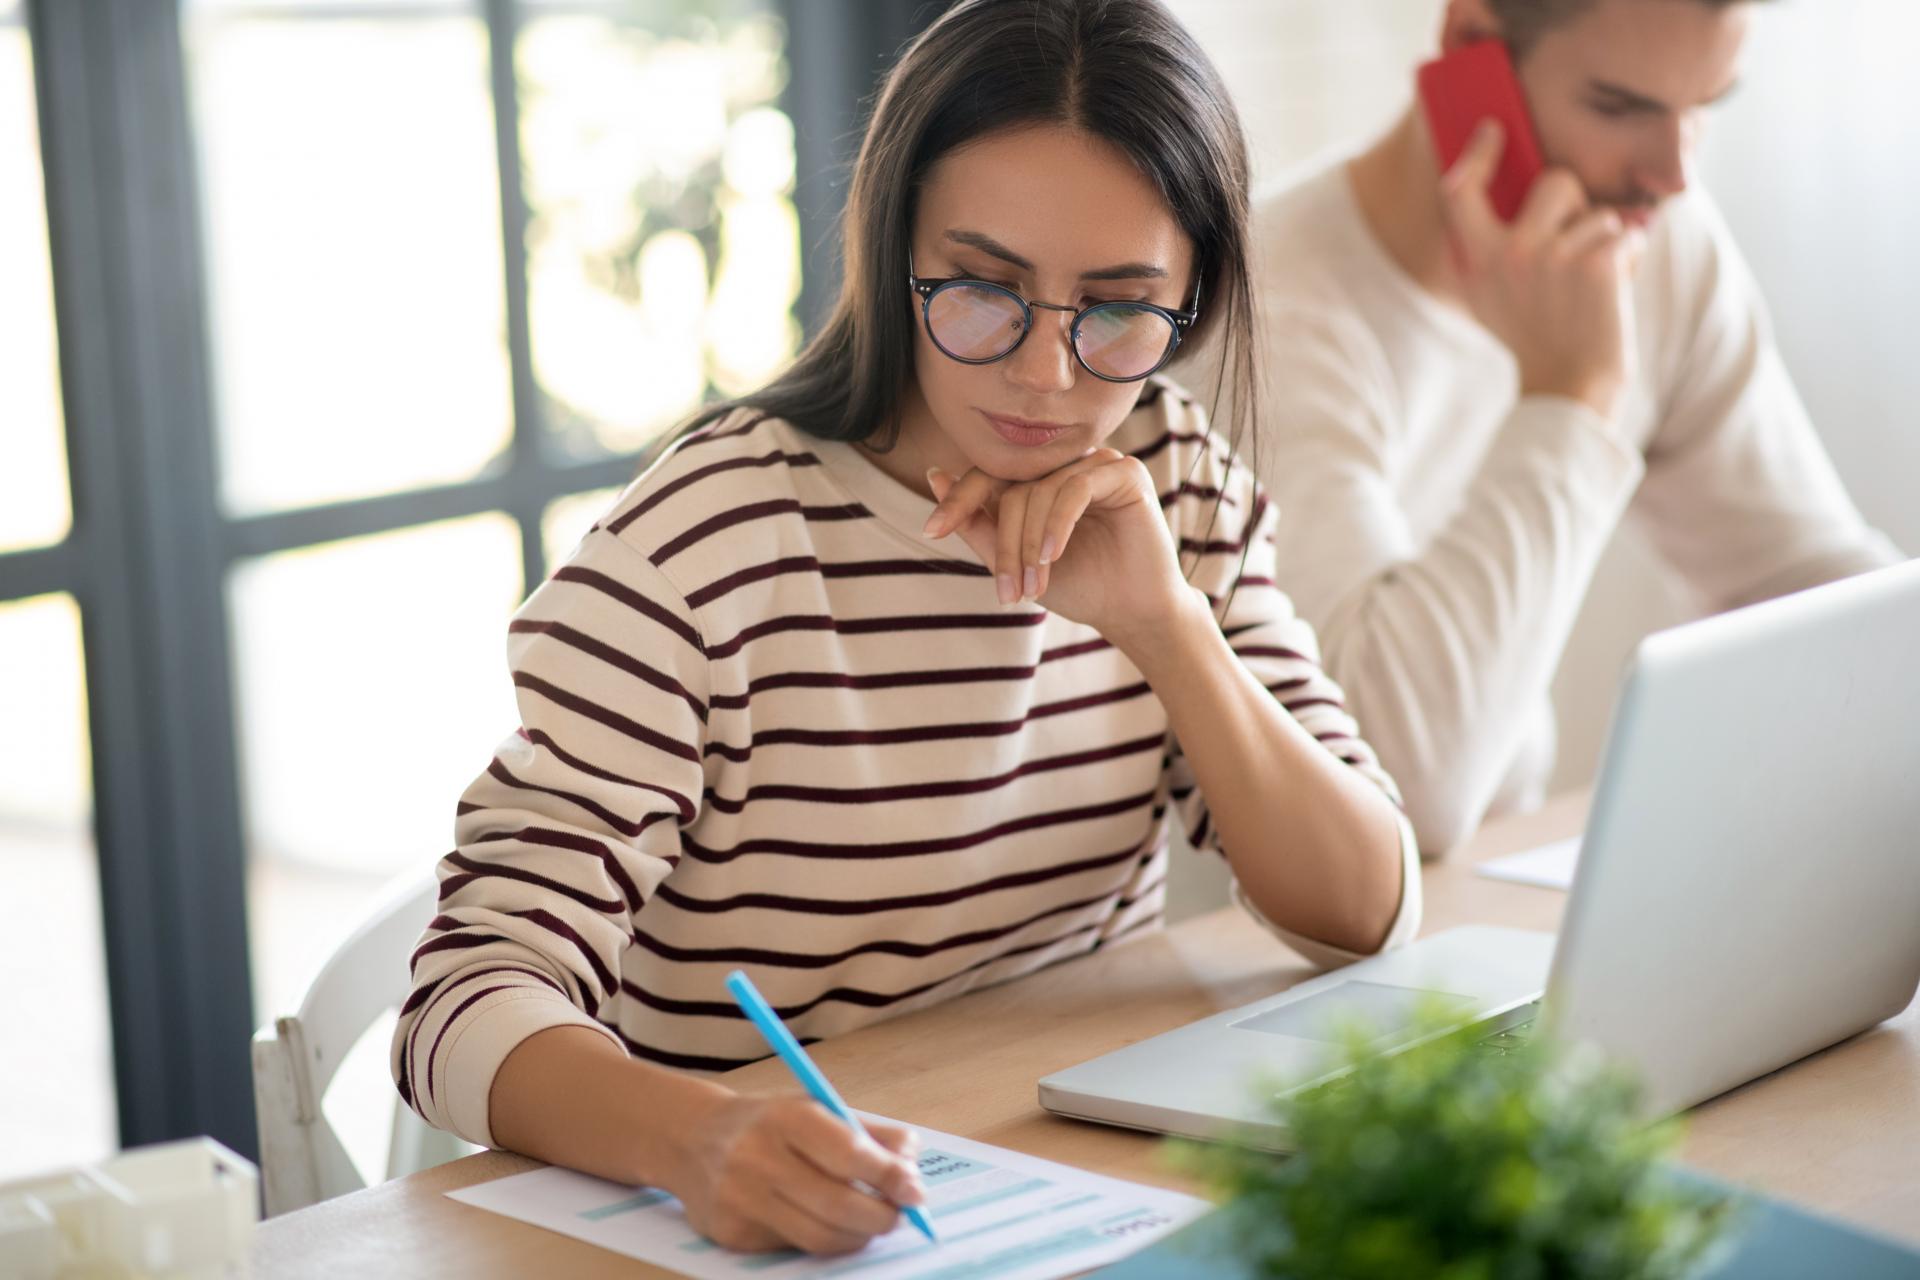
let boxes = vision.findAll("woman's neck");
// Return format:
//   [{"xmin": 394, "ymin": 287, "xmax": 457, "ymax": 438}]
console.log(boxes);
[{"xmin": 857, "ymin": 380, "xmax": 967, "ymax": 497}]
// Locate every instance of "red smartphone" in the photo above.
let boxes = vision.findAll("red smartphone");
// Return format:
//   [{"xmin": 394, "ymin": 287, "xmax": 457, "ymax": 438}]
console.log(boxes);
[{"xmin": 1417, "ymin": 40, "xmax": 1546, "ymax": 222}]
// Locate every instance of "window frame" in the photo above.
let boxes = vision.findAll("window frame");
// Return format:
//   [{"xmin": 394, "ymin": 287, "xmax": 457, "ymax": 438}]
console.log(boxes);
[{"xmin": 1, "ymin": 0, "xmax": 940, "ymax": 1161}]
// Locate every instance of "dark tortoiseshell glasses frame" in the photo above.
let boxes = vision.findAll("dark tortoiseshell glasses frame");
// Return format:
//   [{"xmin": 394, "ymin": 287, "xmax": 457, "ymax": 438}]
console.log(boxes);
[{"xmin": 907, "ymin": 261, "xmax": 1202, "ymax": 383}]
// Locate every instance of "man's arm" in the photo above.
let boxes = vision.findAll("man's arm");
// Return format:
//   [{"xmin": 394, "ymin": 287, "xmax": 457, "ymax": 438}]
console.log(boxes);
[
  {"xmin": 1630, "ymin": 194, "xmax": 1901, "ymax": 605},
  {"xmin": 1249, "ymin": 131, "xmax": 1655, "ymax": 856},
  {"xmin": 1259, "ymin": 305, "xmax": 1642, "ymax": 856}
]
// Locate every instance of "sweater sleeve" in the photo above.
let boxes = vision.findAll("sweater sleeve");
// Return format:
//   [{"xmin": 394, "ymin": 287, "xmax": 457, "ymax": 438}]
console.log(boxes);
[
  {"xmin": 1631, "ymin": 195, "xmax": 1901, "ymax": 607},
  {"xmin": 1257, "ymin": 304, "xmax": 1645, "ymax": 857},
  {"xmin": 1159, "ymin": 429, "xmax": 1423, "ymax": 967},
  {"xmin": 390, "ymin": 529, "xmax": 708, "ymax": 1148}
]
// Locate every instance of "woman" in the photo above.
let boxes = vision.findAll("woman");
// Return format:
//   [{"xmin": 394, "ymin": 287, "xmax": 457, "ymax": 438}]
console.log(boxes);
[{"xmin": 393, "ymin": 0, "xmax": 1419, "ymax": 1255}]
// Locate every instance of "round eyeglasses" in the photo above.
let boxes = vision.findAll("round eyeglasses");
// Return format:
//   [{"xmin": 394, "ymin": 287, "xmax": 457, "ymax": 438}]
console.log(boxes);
[{"xmin": 909, "ymin": 265, "xmax": 1200, "ymax": 384}]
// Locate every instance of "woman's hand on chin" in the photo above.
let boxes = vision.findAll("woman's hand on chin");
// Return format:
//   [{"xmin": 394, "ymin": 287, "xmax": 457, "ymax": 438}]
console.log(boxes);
[{"xmin": 922, "ymin": 449, "xmax": 1197, "ymax": 643}]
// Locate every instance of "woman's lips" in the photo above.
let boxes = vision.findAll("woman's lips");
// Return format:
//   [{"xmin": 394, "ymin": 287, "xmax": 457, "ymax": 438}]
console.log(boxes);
[{"xmin": 982, "ymin": 411, "xmax": 1074, "ymax": 447}]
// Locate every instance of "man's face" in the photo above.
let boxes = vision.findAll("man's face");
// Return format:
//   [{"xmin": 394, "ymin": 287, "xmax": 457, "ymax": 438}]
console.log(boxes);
[{"xmin": 1514, "ymin": 0, "xmax": 1750, "ymax": 225}]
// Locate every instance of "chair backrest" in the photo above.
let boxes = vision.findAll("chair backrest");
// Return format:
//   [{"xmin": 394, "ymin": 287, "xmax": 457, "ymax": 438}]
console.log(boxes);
[{"xmin": 250, "ymin": 870, "xmax": 475, "ymax": 1216}]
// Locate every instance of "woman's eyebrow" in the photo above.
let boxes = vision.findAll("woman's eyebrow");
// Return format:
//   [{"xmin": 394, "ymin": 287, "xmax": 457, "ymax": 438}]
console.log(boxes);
[
  {"xmin": 942, "ymin": 228, "xmax": 1169, "ymax": 281},
  {"xmin": 1081, "ymin": 261, "xmax": 1170, "ymax": 282}
]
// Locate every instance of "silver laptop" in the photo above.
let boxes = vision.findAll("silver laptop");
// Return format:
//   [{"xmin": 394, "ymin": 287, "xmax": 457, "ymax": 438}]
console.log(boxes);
[{"xmin": 1040, "ymin": 559, "xmax": 1920, "ymax": 1146}]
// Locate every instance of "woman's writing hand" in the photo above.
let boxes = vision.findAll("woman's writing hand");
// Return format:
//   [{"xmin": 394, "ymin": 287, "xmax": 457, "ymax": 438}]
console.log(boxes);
[{"xmin": 671, "ymin": 1094, "xmax": 924, "ymax": 1255}]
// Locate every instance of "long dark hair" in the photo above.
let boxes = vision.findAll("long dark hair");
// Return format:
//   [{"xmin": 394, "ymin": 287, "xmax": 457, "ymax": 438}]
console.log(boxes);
[{"xmin": 681, "ymin": 0, "xmax": 1259, "ymax": 471}]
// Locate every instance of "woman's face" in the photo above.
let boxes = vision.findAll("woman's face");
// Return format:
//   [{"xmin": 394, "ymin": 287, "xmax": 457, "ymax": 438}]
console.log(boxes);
[{"xmin": 899, "ymin": 124, "xmax": 1198, "ymax": 485}]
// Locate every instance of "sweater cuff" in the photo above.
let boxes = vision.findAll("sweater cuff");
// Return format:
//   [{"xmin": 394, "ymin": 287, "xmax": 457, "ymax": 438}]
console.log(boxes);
[
  {"xmin": 439, "ymin": 987, "xmax": 626, "ymax": 1149},
  {"xmin": 1231, "ymin": 809, "xmax": 1423, "ymax": 970}
]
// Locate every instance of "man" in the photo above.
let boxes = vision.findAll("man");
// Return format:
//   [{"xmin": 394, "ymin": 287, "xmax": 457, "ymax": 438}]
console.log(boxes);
[{"xmin": 1244, "ymin": 0, "xmax": 1901, "ymax": 855}]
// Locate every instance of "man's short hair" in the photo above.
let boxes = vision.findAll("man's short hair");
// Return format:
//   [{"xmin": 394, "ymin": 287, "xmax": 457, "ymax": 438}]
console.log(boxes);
[{"xmin": 1489, "ymin": 0, "xmax": 1765, "ymax": 57}]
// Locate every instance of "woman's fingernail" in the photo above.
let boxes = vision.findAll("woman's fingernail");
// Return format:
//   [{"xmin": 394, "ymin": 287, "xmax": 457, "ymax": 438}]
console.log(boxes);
[
  {"xmin": 922, "ymin": 513, "xmax": 942, "ymax": 537},
  {"xmin": 1039, "ymin": 536, "xmax": 1057, "ymax": 565},
  {"xmin": 997, "ymin": 573, "xmax": 1016, "ymax": 605},
  {"xmin": 1023, "ymin": 566, "xmax": 1038, "ymax": 599}
]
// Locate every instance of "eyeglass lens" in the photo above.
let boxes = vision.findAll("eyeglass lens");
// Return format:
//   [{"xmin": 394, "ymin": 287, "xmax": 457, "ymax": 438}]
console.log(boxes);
[{"xmin": 924, "ymin": 282, "xmax": 1176, "ymax": 380}]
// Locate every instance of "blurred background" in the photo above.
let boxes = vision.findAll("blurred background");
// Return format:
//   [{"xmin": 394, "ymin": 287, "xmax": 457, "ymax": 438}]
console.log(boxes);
[{"xmin": 2, "ymin": 0, "xmax": 1914, "ymax": 1185}]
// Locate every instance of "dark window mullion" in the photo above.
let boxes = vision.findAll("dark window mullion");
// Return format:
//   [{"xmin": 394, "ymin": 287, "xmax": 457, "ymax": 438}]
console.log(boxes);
[
  {"xmin": 781, "ymin": 1, "xmax": 955, "ymax": 337},
  {"xmin": 0, "ymin": 540, "xmax": 82, "ymax": 604},
  {"xmin": 481, "ymin": 0, "xmax": 552, "ymax": 597},
  {"xmin": 220, "ymin": 451, "xmax": 646, "ymax": 562},
  {"xmin": 31, "ymin": 0, "xmax": 257, "ymax": 1158}
]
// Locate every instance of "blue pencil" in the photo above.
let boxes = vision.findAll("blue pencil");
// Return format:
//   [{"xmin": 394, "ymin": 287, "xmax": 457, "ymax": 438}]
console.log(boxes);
[{"xmin": 724, "ymin": 969, "xmax": 938, "ymax": 1244}]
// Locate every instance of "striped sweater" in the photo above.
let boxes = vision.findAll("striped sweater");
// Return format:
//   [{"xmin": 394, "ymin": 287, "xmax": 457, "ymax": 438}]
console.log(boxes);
[{"xmin": 392, "ymin": 377, "xmax": 1420, "ymax": 1147}]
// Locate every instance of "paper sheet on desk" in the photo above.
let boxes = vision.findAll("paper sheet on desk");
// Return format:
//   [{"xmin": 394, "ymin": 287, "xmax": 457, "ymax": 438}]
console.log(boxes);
[
  {"xmin": 445, "ymin": 1114, "xmax": 1211, "ymax": 1280},
  {"xmin": 1475, "ymin": 835, "xmax": 1582, "ymax": 891}
]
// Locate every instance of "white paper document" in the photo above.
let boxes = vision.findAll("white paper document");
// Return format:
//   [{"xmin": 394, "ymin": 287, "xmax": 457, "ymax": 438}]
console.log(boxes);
[
  {"xmin": 1475, "ymin": 835, "xmax": 1583, "ymax": 891},
  {"xmin": 446, "ymin": 1115, "xmax": 1211, "ymax": 1280}
]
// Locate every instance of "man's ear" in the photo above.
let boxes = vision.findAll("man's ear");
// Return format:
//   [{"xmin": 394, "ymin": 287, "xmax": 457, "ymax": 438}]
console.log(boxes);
[{"xmin": 1439, "ymin": 0, "xmax": 1504, "ymax": 54}]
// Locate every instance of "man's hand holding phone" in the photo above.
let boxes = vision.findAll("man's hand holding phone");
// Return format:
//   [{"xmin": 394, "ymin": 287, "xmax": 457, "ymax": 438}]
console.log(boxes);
[{"xmin": 1441, "ymin": 120, "xmax": 1643, "ymax": 421}]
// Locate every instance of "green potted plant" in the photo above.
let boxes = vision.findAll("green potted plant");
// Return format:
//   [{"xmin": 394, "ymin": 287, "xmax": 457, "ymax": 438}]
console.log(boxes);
[{"xmin": 1176, "ymin": 1005, "xmax": 1744, "ymax": 1279}]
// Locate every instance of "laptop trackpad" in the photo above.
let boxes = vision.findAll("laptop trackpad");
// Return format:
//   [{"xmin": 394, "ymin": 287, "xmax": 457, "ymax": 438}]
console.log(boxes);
[{"xmin": 1231, "ymin": 981, "xmax": 1475, "ymax": 1043}]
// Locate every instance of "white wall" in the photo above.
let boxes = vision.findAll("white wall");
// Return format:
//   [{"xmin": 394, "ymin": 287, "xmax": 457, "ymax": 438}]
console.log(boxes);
[{"xmin": 1160, "ymin": 0, "xmax": 1918, "ymax": 920}]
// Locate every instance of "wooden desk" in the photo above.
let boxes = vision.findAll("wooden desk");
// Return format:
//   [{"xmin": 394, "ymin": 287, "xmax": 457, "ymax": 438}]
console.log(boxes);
[{"xmin": 252, "ymin": 793, "xmax": 1919, "ymax": 1276}]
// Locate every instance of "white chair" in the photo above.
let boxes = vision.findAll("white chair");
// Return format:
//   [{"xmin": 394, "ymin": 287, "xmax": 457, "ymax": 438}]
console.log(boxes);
[{"xmin": 250, "ymin": 870, "xmax": 477, "ymax": 1216}]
